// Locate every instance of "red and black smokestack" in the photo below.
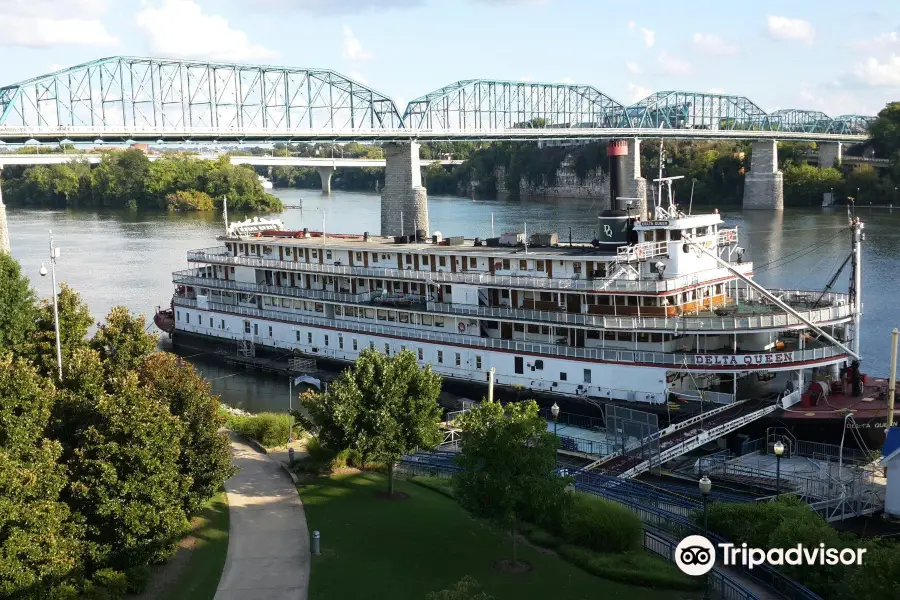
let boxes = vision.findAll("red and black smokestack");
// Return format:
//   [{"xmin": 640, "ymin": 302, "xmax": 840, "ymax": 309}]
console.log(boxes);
[{"xmin": 607, "ymin": 140, "xmax": 628, "ymax": 209}]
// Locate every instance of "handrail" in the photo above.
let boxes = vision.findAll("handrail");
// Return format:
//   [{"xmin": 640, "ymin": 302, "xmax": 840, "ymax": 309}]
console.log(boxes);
[
  {"xmin": 173, "ymin": 297, "xmax": 850, "ymax": 371},
  {"xmin": 175, "ymin": 271, "xmax": 374, "ymax": 303},
  {"xmin": 187, "ymin": 246, "xmax": 757, "ymax": 293}
]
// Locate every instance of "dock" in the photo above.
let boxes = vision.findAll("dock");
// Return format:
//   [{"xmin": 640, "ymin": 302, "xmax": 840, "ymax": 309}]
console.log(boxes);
[{"xmin": 217, "ymin": 350, "xmax": 337, "ymax": 384}]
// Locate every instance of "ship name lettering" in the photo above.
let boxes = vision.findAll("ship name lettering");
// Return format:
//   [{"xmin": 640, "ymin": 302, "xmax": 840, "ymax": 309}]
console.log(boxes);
[{"xmin": 692, "ymin": 352, "xmax": 795, "ymax": 367}]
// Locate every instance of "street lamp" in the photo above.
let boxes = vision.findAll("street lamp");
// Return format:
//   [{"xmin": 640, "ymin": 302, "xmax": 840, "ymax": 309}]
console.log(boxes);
[
  {"xmin": 699, "ymin": 475, "xmax": 712, "ymax": 600},
  {"xmin": 39, "ymin": 229, "xmax": 63, "ymax": 380},
  {"xmin": 551, "ymin": 402, "xmax": 560, "ymax": 437},
  {"xmin": 773, "ymin": 441, "xmax": 785, "ymax": 496}
]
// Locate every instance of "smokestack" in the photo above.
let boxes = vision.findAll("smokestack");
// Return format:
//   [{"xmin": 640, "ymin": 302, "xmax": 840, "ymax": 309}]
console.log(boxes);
[{"xmin": 607, "ymin": 140, "xmax": 628, "ymax": 210}]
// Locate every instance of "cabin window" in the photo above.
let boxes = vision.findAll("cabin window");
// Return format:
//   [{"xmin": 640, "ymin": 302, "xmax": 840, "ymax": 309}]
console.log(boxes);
[
  {"xmin": 377, "ymin": 310, "xmax": 387, "ymax": 321},
  {"xmin": 501, "ymin": 290, "xmax": 509, "ymax": 298},
  {"xmin": 209, "ymin": 317, "xmax": 213, "ymax": 327},
  {"xmin": 642, "ymin": 297, "xmax": 655, "ymax": 306},
  {"xmin": 405, "ymin": 254, "xmax": 412, "ymax": 264},
  {"xmin": 540, "ymin": 292, "xmax": 552, "ymax": 302},
  {"xmin": 534, "ymin": 360, "xmax": 544, "ymax": 370},
  {"xmin": 618, "ymin": 332, "xmax": 633, "ymax": 342},
  {"xmin": 437, "ymin": 351, "xmax": 443, "ymax": 363},
  {"xmin": 587, "ymin": 330, "xmax": 600, "ymax": 339},
  {"xmin": 307, "ymin": 332, "xmax": 313, "ymax": 344},
  {"xmin": 439, "ymin": 256, "xmax": 446, "ymax": 267},
  {"xmin": 541, "ymin": 326, "xmax": 550, "ymax": 334},
  {"xmin": 470, "ymin": 257, "xmax": 477, "ymax": 268},
  {"xmin": 315, "ymin": 303, "xmax": 324, "ymax": 313},
  {"xmin": 573, "ymin": 262, "xmax": 582, "ymax": 274},
  {"xmin": 323, "ymin": 334, "xmax": 329, "ymax": 346},
  {"xmin": 244, "ymin": 320, "xmax": 250, "ymax": 333},
  {"xmin": 384, "ymin": 343, "xmax": 390, "ymax": 355},
  {"xmin": 637, "ymin": 332, "xmax": 650, "ymax": 343},
  {"xmin": 399, "ymin": 313, "xmax": 409, "ymax": 323},
  {"xmin": 268, "ymin": 326, "xmax": 273, "ymax": 337},
  {"xmin": 519, "ymin": 260, "xmax": 528, "ymax": 270},
  {"xmin": 370, "ymin": 341, "xmax": 375, "ymax": 350},
  {"xmin": 527, "ymin": 324, "xmax": 540, "ymax": 334},
  {"xmin": 502, "ymin": 259, "xmax": 511, "ymax": 270},
  {"xmin": 583, "ymin": 369, "xmax": 591, "ymax": 383},
  {"xmin": 671, "ymin": 229, "xmax": 682, "ymax": 240},
  {"xmin": 537, "ymin": 260, "xmax": 545, "ymax": 272},
  {"xmin": 604, "ymin": 331, "xmax": 616, "ymax": 340},
  {"xmin": 655, "ymin": 230, "xmax": 666, "ymax": 242},
  {"xmin": 418, "ymin": 348, "xmax": 424, "ymax": 360},
  {"xmin": 514, "ymin": 323, "xmax": 524, "ymax": 332},
  {"xmin": 353, "ymin": 338, "xmax": 358, "ymax": 351},
  {"xmin": 560, "ymin": 372, "xmax": 567, "ymax": 381},
  {"xmin": 388, "ymin": 311, "xmax": 397, "ymax": 322},
  {"xmin": 697, "ymin": 226, "xmax": 708, "ymax": 237},
  {"xmin": 296, "ymin": 331, "xmax": 301, "ymax": 341},
  {"xmin": 651, "ymin": 333, "xmax": 664, "ymax": 343},
  {"xmin": 356, "ymin": 252, "xmax": 363, "ymax": 261},
  {"xmin": 455, "ymin": 353, "xmax": 461, "ymax": 367},
  {"xmin": 627, "ymin": 296, "xmax": 638, "ymax": 306},
  {"xmin": 186, "ymin": 313, "xmax": 190, "ymax": 324},
  {"xmin": 312, "ymin": 249, "xmax": 318, "ymax": 259},
  {"xmin": 422, "ymin": 315, "xmax": 434, "ymax": 326},
  {"xmin": 372, "ymin": 253, "xmax": 379, "ymax": 263},
  {"xmin": 435, "ymin": 317, "xmax": 444, "ymax": 328},
  {"xmin": 422, "ymin": 256, "xmax": 429, "ymax": 265},
  {"xmin": 475, "ymin": 356, "xmax": 482, "ymax": 369},
  {"xmin": 339, "ymin": 336, "xmax": 344, "ymax": 349}
]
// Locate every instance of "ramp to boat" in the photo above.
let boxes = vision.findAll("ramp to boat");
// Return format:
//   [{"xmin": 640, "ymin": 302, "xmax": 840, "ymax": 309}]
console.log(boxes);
[{"xmin": 581, "ymin": 395, "xmax": 792, "ymax": 479}]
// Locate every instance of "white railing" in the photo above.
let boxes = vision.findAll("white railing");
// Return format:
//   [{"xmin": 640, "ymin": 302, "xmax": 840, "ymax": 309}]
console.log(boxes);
[
  {"xmin": 188, "ymin": 246, "xmax": 756, "ymax": 293},
  {"xmin": 619, "ymin": 403, "xmax": 780, "ymax": 478},
  {"xmin": 717, "ymin": 227, "xmax": 739, "ymax": 247},
  {"xmin": 616, "ymin": 241, "xmax": 668, "ymax": 263},
  {"xmin": 173, "ymin": 297, "xmax": 850, "ymax": 369},
  {"xmin": 174, "ymin": 271, "xmax": 374, "ymax": 304}
]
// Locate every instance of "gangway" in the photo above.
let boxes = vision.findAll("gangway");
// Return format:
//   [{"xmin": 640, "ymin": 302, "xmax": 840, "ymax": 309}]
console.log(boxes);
[{"xmin": 582, "ymin": 395, "xmax": 790, "ymax": 478}]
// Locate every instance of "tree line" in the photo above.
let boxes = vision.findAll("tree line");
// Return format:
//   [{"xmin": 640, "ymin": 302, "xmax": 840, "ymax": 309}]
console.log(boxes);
[
  {"xmin": 0, "ymin": 148, "xmax": 283, "ymax": 212},
  {"xmin": 0, "ymin": 252, "xmax": 235, "ymax": 599}
]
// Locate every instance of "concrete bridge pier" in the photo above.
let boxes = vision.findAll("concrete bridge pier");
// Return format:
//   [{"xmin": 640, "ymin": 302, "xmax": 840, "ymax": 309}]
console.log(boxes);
[
  {"xmin": 0, "ymin": 176, "xmax": 9, "ymax": 254},
  {"xmin": 621, "ymin": 139, "xmax": 647, "ymax": 217},
  {"xmin": 316, "ymin": 166, "xmax": 334, "ymax": 195},
  {"xmin": 743, "ymin": 140, "xmax": 784, "ymax": 210},
  {"xmin": 818, "ymin": 142, "xmax": 842, "ymax": 168},
  {"xmin": 381, "ymin": 142, "xmax": 429, "ymax": 237}
]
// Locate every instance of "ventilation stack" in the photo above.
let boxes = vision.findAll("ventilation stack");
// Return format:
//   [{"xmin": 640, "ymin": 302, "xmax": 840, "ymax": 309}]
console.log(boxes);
[{"xmin": 593, "ymin": 140, "xmax": 634, "ymax": 250}]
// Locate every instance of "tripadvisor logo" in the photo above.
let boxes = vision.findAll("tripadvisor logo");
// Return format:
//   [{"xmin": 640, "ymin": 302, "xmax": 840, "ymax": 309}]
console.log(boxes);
[{"xmin": 675, "ymin": 535, "xmax": 867, "ymax": 576}]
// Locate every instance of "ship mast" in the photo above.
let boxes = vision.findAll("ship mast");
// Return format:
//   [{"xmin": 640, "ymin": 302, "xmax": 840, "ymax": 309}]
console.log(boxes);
[{"xmin": 849, "ymin": 215, "xmax": 864, "ymax": 358}]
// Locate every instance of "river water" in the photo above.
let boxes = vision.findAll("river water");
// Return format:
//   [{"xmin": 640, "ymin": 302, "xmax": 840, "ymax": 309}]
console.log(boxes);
[{"xmin": 7, "ymin": 189, "xmax": 900, "ymax": 413}]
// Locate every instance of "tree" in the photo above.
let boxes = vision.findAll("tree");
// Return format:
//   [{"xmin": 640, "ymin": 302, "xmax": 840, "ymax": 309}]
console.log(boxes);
[
  {"xmin": 28, "ymin": 284, "xmax": 92, "ymax": 380},
  {"xmin": 869, "ymin": 101, "xmax": 900, "ymax": 157},
  {"xmin": 56, "ymin": 351, "xmax": 190, "ymax": 572},
  {"xmin": 426, "ymin": 576, "xmax": 494, "ymax": 600},
  {"xmin": 0, "ymin": 354, "xmax": 83, "ymax": 599},
  {"xmin": 0, "ymin": 252, "xmax": 37, "ymax": 355},
  {"xmin": 301, "ymin": 349, "xmax": 443, "ymax": 495},
  {"xmin": 454, "ymin": 400, "xmax": 570, "ymax": 567},
  {"xmin": 90, "ymin": 307, "xmax": 158, "ymax": 382},
  {"xmin": 138, "ymin": 353, "xmax": 235, "ymax": 515}
]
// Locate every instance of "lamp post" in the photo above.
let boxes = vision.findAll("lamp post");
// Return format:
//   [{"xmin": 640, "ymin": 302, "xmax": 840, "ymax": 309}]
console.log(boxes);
[
  {"xmin": 773, "ymin": 440, "xmax": 785, "ymax": 496},
  {"xmin": 39, "ymin": 230, "xmax": 63, "ymax": 380},
  {"xmin": 699, "ymin": 475, "xmax": 712, "ymax": 600},
  {"xmin": 551, "ymin": 402, "xmax": 560, "ymax": 465}
]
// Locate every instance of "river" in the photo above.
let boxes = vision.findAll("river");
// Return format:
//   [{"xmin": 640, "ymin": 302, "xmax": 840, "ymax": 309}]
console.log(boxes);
[{"xmin": 7, "ymin": 188, "xmax": 900, "ymax": 413}]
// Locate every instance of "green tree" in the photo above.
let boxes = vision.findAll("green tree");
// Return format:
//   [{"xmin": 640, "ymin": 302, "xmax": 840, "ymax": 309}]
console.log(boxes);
[
  {"xmin": 0, "ymin": 252, "xmax": 37, "ymax": 355},
  {"xmin": 0, "ymin": 354, "xmax": 83, "ymax": 599},
  {"xmin": 91, "ymin": 149, "xmax": 151, "ymax": 209},
  {"xmin": 27, "ymin": 284, "xmax": 93, "ymax": 380},
  {"xmin": 90, "ymin": 307, "xmax": 158, "ymax": 382},
  {"xmin": 301, "ymin": 349, "xmax": 443, "ymax": 495},
  {"xmin": 138, "ymin": 353, "xmax": 235, "ymax": 515},
  {"xmin": 454, "ymin": 400, "xmax": 570, "ymax": 566},
  {"xmin": 57, "ymin": 350, "xmax": 190, "ymax": 572},
  {"xmin": 869, "ymin": 101, "xmax": 900, "ymax": 157},
  {"xmin": 783, "ymin": 163, "xmax": 843, "ymax": 207},
  {"xmin": 426, "ymin": 576, "xmax": 494, "ymax": 600}
]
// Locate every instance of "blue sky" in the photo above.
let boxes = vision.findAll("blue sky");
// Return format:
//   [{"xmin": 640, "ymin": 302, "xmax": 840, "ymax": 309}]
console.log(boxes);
[{"xmin": 1, "ymin": 0, "xmax": 898, "ymax": 117}]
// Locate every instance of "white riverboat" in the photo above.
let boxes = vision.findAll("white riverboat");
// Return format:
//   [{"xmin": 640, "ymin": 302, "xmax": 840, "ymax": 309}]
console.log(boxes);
[{"xmin": 159, "ymin": 179, "xmax": 864, "ymax": 413}]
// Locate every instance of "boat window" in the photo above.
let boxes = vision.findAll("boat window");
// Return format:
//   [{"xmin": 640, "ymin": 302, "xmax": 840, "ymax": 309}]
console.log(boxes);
[
  {"xmin": 422, "ymin": 315, "xmax": 433, "ymax": 326},
  {"xmin": 377, "ymin": 310, "xmax": 387, "ymax": 321},
  {"xmin": 435, "ymin": 317, "xmax": 444, "ymax": 328},
  {"xmin": 587, "ymin": 330, "xmax": 600, "ymax": 339},
  {"xmin": 308, "ymin": 332, "xmax": 313, "ymax": 344},
  {"xmin": 437, "ymin": 351, "xmax": 443, "ymax": 363},
  {"xmin": 560, "ymin": 372, "xmax": 567, "ymax": 381},
  {"xmin": 422, "ymin": 255, "xmax": 429, "ymax": 265},
  {"xmin": 642, "ymin": 297, "xmax": 655, "ymax": 306},
  {"xmin": 573, "ymin": 262, "xmax": 582, "ymax": 274},
  {"xmin": 326, "ymin": 250, "xmax": 332, "ymax": 259},
  {"xmin": 418, "ymin": 348, "xmax": 424, "ymax": 361},
  {"xmin": 627, "ymin": 296, "xmax": 638, "ymax": 306},
  {"xmin": 177, "ymin": 311, "xmax": 181, "ymax": 321},
  {"xmin": 388, "ymin": 311, "xmax": 397, "ymax": 322},
  {"xmin": 324, "ymin": 335, "xmax": 329, "ymax": 346},
  {"xmin": 439, "ymin": 256, "xmax": 446, "ymax": 266},
  {"xmin": 399, "ymin": 313, "xmax": 409, "ymax": 323},
  {"xmin": 671, "ymin": 229, "xmax": 682, "ymax": 240},
  {"xmin": 405, "ymin": 254, "xmax": 413, "ymax": 264},
  {"xmin": 655, "ymin": 230, "xmax": 666, "ymax": 242},
  {"xmin": 312, "ymin": 250, "xmax": 318, "ymax": 259},
  {"xmin": 370, "ymin": 341, "xmax": 375, "ymax": 350},
  {"xmin": 501, "ymin": 289, "xmax": 509, "ymax": 298},
  {"xmin": 537, "ymin": 260, "xmax": 545, "ymax": 272},
  {"xmin": 339, "ymin": 336, "xmax": 344, "ymax": 349},
  {"xmin": 372, "ymin": 253, "xmax": 379, "ymax": 263},
  {"xmin": 604, "ymin": 331, "xmax": 616, "ymax": 340},
  {"xmin": 455, "ymin": 353, "xmax": 461, "ymax": 367},
  {"xmin": 618, "ymin": 332, "xmax": 633, "ymax": 342},
  {"xmin": 353, "ymin": 338, "xmax": 358, "ymax": 350},
  {"xmin": 384, "ymin": 343, "xmax": 390, "ymax": 355},
  {"xmin": 514, "ymin": 323, "xmax": 524, "ymax": 332},
  {"xmin": 651, "ymin": 333, "xmax": 663, "ymax": 343},
  {"xmin": 315, "ymin": 303, "xmax": 324, "ymax": 313},
  {"xmin": 520, "ymin": 259, "xmax": 528, "ymax": 270},
  {"xmin": 186, "ymin": 313, "xmax": 190, "ymax": 324},
  {"xmin": 583, "ymin": 369, "xmax": 591, "ymax": 383},
  {"xmin": 637, "ymin": 332, "xmax": 650, "ymax": 343},
  {"xmin": 527, "ymin": 324, "xmax": 540, "ymax": 333},
  {"xmin": 534, "ymin": 360, "xmax": 544, "ymax": 370},
  {"xmin": 356, "ymin": 252, "xmax": 363, "ymax": 261},
  {"xmin": 502, "ymin": 259, "xmax": 511, "ymax": 270},
  {"xmin": 475, "ymin": 356, "xmax": 482, "ymax": 369},
  {"xmin": 296, "ymin": 331, "xmax": 301, "ymax": 341},
  {"xmin": 470, "ymin": 257, "xmax": 477, "ymax": 268},
  {"xmin": 541, "ymin": 326, "xmax": 550, "ymax": 334},
  {"xmin": 697, "ymin": 226, "xmax": 708, "ymax": 237}
]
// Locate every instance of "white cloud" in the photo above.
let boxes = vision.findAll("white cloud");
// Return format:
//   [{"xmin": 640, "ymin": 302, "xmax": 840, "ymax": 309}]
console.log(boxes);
[
  {"xmin": 657, "ymin": 51, "xmax": 692, "ymax": 75},
  {"xmin": 765, "ymin": 16, "xmax": 814, "ymax": 44},
  {"xmin": 625, "ymin": 61, "xmax": 642, "ymax": 74},
  {"xmin": 342, "ymin": 25, "xmax": 373, "ymax": 61},
  {"xmin": 248, "ymin": 0, "xmax": 422, "ymax": 14},
  {"xmin": 797, "ymin": 83, "xmax": 875, "ymax": 116},
  {"xmin": 692, "ymin": 33, "xmax": 738, "ymax": 56},
  {"xmin": 136, "ymin": 0, "xmax": 277, "ymax": 61},
  {"xmin": 848, "ymin": 31, "xmax": 899, "ymax": 51},
  {"xmin": 627, "ymin": 21, "xmax": 654, "ymax": 47},
  {"xmin": 348, "ymin": 71, "xmax": 369, "ymax": 85},
  {"xmin": 627, "ymin": 83, "xmax": 651, "ymax": 102},
  {"xmin": 0, "ymin": 0, "xmax": 116, "ymax": 47},
  {"xmin": 852, "ymin": 54, "xmax": 900, "ymax": 86}
]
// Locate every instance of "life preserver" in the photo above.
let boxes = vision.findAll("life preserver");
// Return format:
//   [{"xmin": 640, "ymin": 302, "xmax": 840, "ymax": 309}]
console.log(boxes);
[
  {"xmin": 458, "ymin": 322, "xmax": 466, "ymax": 333},
  {"xmin": 495, "ymin": 262, "xmax": 502, "ymax": 270}
]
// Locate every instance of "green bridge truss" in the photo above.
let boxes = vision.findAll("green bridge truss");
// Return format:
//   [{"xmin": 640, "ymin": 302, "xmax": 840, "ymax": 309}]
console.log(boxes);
[
  {"xmin": 0, "ymin": 59, "xmax": 876, "ymax": 137},
  {"xmin": 0, "ymin": 56, "xmax": 404, "ymax": 131}
]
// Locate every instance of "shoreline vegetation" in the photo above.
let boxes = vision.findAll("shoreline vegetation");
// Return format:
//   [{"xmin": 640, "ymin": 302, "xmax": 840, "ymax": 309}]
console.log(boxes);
[{"xmin": 0, "ymin": 148, "xmax": 282, "ymax": 212}]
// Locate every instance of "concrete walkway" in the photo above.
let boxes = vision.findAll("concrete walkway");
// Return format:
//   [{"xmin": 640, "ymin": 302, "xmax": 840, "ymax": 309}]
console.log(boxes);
[{"xmin": 215, "ymin": 436, "xmax": 310, "ymax": 600}]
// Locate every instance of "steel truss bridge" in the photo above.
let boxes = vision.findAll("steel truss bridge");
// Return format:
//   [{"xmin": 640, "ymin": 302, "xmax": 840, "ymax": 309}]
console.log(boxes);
[{"xmin": 0, "ymin": 56, "xmax": 874, "ymax": 144}]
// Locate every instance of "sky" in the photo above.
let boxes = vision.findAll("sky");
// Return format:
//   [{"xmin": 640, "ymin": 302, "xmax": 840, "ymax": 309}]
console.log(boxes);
[{"xmin": 1, "ymin": 0, "xmax": 898, "ymax": 117}]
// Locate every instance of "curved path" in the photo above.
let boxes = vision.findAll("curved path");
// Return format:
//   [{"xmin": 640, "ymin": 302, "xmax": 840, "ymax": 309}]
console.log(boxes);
[{"xmin": 215, "ymin": 436, "xmax": 310, "ymax": 600}]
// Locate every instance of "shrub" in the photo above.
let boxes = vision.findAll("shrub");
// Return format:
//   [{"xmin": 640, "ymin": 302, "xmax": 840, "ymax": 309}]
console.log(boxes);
[
  {"xmin": 329, "ymin": 448, "xmax": 364, "ymax": 470},
  {"xmin": 227, "ymin": 412, "xmax": 296, "ymax": 448},
  {"xmin": 409, "ymin": 475, "xmax": 456, "ymax": 499},
  {"xmin": 84, "ymin": 569, "xmax": 128, "ymax": 599},
  {"xmin": 163, "ymin": 189, "xmax": 215, "ymax": 211},
  {"xmin": 124, "ymin": 565, "xmax": 151, "ymax": 594},
  {"xmin": 559, "ymin": 493, "xmax": 643, "ymax": 553},
  {"xmin": 518, "ymin": 522, "xmax": 563, "ymax": 550},
  {"xmin": 557, "ymin": 545, "xmax": 701, "ymax": 591},
  {"xmin": 305, "ymin": 434, "xmax": 336, "ymax": 464}
]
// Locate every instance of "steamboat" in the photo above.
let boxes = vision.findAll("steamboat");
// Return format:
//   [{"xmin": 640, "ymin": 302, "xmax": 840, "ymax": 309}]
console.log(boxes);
[{"xmin": 156, "ymin": 178, "xmax": 895, "ymax": 450}]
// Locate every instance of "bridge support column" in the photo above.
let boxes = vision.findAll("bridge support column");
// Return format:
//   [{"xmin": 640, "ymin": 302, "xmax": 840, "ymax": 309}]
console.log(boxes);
[
  {"xmin": 743, "ymin": 140, "xmax": 784, "ymax": 210},
  {"xmin": 818, "ymin": 142, "xmax": 842, "ymax": 169},
  {"xmin": 316, "ymin": 166, "xmax": 334, "ymax": 195},
  {"xmin": 381, "ymin": 142, "xmax": 429, "ymax": 237},
  {"xmin": 621, "ymin": 139, "xmax": 647, "ymax": 217},
  {"xmin": 0, "ymin": 176, "xmax": 9, "ymax": 254}
]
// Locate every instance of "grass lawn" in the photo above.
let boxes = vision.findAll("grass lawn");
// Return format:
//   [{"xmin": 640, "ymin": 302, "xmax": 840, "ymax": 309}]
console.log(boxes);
[
  {"xmin": 298, "ymin": 472, "xmax": 699, "ymax": 600},
  {"xmin": 156, "ymin": 490, "xmax": 230, "ymax": 600}
]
